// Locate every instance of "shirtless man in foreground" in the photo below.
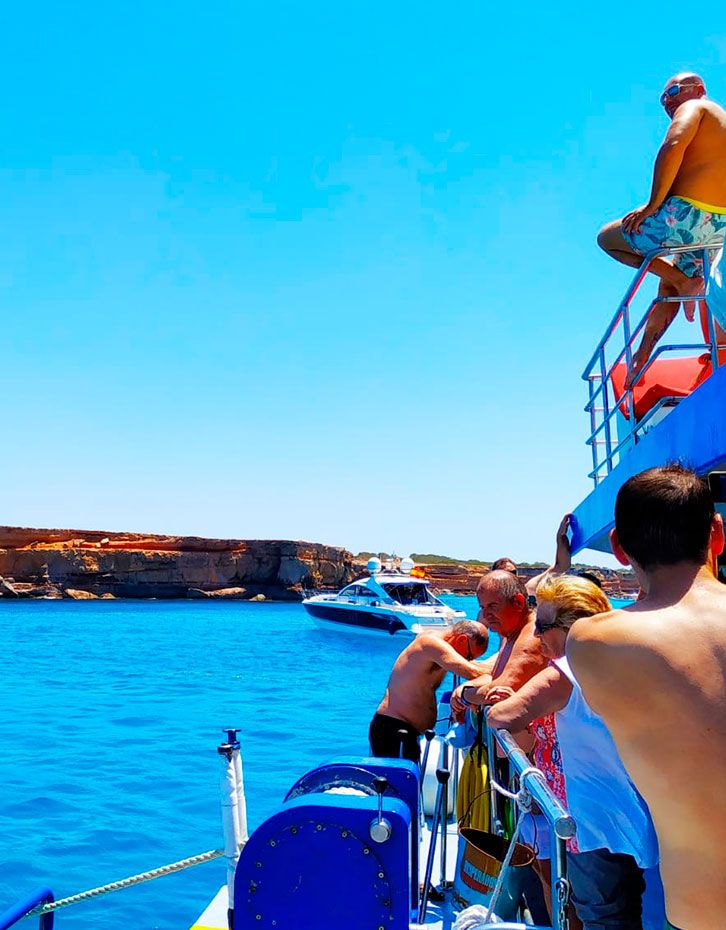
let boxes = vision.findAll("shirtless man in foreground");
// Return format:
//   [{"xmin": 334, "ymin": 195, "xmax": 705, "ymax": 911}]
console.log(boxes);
[
  {"xmin": 568, "ymin": 464, "xmax": 726, "ymax": 930},
  {"xmin": 450, "ymin": 571, "xmax": 549, "ymax": 718},
  {"xmin": 597, "ymin": 72, "xmax": 726, "ymax": 388},
  {"xmin": 369, "ymin": 620, "xmax": 488, "ymax": 762}
]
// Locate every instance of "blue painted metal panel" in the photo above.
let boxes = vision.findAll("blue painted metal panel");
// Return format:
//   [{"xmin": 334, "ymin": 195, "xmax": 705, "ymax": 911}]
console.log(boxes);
[
  {"xmin": 284, "ymin": 757, "xmax": 420, "ymax": 910},
  {"xmin": 234, "ymin": 793, "xmax": 411, "ymax": 929},
  {"xmin": 572, "ymin": 364, "xmax": 726, "ymax": 554}
]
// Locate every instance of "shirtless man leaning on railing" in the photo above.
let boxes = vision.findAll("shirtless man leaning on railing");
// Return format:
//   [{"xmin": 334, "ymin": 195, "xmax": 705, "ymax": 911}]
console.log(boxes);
[{"xmin": 597, "ymin": 72, "xmax": 726, "ymax": 389}]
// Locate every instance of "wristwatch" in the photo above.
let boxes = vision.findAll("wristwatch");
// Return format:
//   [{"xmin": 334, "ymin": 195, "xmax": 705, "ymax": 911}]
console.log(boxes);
[{"xmin": 460, "ymin": 685, "xmax": 476, "ymax": 707}]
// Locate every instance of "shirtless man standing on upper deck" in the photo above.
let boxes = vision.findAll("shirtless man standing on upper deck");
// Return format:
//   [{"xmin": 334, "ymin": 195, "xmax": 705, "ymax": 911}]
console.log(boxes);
[
  {"xmin": 597, "ymin": 73, "xmax": 726, "ymax": 389},
  {"xmin": 568, "ymin": 464, "xmax": 726, "ymax": 930}
]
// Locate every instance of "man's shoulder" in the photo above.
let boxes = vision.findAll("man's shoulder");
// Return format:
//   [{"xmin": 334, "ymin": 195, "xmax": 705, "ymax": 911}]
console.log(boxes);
[
  {"xmin": 566, "ymin": 607, "xmax": 645, "ymax": 671},
  {"xmin": 567, "ymin": 602, "xmax": 690, "ymax": 680},
  {"xmin": 697, "ymin": 98, "xmax": 726, "ymax": 126},
  {"xmin": 412, "ymin": 632, "xmax": 450, "ymax": 658},
  {"xmin": 568, "ymin": 606, "xmax": 628, "ymax": 644}
]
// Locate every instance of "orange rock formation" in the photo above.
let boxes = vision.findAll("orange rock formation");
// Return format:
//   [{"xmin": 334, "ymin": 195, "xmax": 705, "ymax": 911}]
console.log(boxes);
[{"xmin": 0, "ymin": 526, "xmax": 354, "ymax": 600}]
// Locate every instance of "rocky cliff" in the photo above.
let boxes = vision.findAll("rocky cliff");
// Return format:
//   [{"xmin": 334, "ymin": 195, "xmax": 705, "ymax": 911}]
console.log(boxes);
[{"xmin": 0, "ymin": 526, "xmax": 355, "ymax": 600}]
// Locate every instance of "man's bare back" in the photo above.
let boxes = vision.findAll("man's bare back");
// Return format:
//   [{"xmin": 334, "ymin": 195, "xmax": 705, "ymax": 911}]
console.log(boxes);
[
  {"xmin": 670, "ymin": 98, "xmax": 726, "ymax": 206},
  {"xmin": 569, "ymin": 572, "xmax": 726, "ymax": 930},
  {"xmin": 377, "ymin": 630, "xmax": 487, "ymax": 732}
]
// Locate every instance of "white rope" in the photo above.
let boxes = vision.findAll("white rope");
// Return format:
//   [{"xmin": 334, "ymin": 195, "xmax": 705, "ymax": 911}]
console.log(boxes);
[
  {"xmin": 483, "ymin": 814, "xmax": 524, "ymax": 924},
  {"xmin": 27, "ymin": 848, "xmax": 227, "ymax": 915},
  {"xmin": 490, "ymin": 766, "xmax": 546, "ymax": 807},
  {"xmin": 482, "ymin": 770, "xmax": 546, "ymax": 924},
  {"xmin": 519, "ymin": 766, "xmax": 548, "ymax": 790},
  {"xmin": 488, "ymin": 777, "xmax": 519, "ymax": 802}
]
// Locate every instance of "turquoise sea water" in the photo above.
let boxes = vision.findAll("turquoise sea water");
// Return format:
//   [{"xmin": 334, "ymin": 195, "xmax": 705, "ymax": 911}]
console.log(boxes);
[{"xmin": 0, "ymin": 596, "xmax": 490, "ymax": 930}]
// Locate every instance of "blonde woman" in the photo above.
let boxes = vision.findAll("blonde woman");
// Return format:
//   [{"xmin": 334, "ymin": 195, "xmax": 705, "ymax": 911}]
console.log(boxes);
[{"xmin": 485, "ymin": 575, "xmax": 660, "ymax": 930}]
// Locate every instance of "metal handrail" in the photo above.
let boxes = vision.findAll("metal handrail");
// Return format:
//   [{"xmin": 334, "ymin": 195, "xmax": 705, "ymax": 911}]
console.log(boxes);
[
  {"xmin": 586, "ymin": 340, "xmax": 718, "ymax": 440},
  {"xmin": 485, "ymin": 719, "xmax": 576, "ymax": 930},
  {"xmin": 488, "ymin": 727, "xmax": 576, "ymax": 840},
  {"xmin": 583, "ymin": 240, "xmax": 724, "ymax": 484},
  {"xmin": 587, "ymin": 342, "xmax": 726, "ymax": 482},
  {"xmin": 0, "ymin": 887, "xmax": 54, "ymax": 929},
  {"xmin": 583, "ymin": 241, "xmax": 720, "ymax": 377}
]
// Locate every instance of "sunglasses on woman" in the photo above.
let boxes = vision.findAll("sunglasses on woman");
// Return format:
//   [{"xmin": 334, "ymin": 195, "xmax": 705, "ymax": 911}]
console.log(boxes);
[{"xmin": 534, "ymin": 616, "xmax": 561, "ymax": 635}]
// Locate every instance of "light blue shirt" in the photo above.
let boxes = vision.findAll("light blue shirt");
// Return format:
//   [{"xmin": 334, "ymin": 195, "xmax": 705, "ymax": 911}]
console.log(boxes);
[{"xmin": 553, "ymin": 656, "xmax": 659, "ymax": 868}]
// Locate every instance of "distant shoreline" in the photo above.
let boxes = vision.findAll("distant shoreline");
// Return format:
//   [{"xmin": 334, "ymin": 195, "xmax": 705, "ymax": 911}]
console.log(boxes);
[{"xmin": 0, "ymin": 525, "xmax": 637, "ymax": 601}]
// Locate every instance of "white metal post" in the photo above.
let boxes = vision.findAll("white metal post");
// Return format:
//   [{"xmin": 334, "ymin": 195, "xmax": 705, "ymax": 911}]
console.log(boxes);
[
  {"xmin": 232, "ymin": 746, "xmax": 248, "ymax": 844},
  {"xmin": 218, "ymin": 729, "xmax": 243, "ymax": 928}
]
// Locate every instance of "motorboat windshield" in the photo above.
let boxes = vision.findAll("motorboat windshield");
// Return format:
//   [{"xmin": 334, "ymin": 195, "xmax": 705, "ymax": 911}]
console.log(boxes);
[{"xmin": 381, "ymin": 582, "xmax": 442, "ymax": 606}]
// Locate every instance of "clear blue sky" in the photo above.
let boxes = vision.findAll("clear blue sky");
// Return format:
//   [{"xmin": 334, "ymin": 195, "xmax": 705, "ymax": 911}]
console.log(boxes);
[{"xmin": 3, "ymin": 2, "xmax": 724, "ymax": 565}]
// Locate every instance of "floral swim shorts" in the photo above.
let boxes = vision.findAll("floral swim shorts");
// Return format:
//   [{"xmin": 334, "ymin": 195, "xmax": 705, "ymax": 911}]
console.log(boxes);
[{"xmin": 622, "ymin": 195, "xmax": 726, "ymax": 278}]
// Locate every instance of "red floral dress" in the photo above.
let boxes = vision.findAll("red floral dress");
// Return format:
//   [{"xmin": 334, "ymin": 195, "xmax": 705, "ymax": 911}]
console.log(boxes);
[{"xmin": 529, "ymin": 713, "xmax": 579, "ymax": 852}]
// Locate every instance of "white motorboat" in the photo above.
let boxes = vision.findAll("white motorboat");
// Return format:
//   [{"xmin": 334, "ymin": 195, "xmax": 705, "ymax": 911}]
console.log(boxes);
[{"xmin": 302, "ymin": 557, "xmax": 467, "ymax": 635}]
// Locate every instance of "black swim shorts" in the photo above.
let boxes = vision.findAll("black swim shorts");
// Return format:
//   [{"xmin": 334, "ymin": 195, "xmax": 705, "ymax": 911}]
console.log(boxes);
[{"xmin": 368, "ymin": 713, "xmax": 420, "ymax": 763}]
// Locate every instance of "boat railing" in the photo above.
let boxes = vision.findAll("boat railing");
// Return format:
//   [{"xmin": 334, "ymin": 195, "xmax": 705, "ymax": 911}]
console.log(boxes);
[
  {"xmin": 583, "ymin": 241, "xmax": 725, "ymax": 485},
  {"xmin": 485, "ymin": 718, "xmax": 577, "ymax": 930},
  {"xmin": 0, "ymin": 887, "xmax": 54, "ymax": 929}
]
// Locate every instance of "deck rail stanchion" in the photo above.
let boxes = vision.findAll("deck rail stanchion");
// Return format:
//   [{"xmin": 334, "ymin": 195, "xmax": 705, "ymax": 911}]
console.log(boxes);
[
  {"xmin": 586, "ymin": 375, "xmax": 600, "ymax": 483},
  {"xmin": 397, "ymin": 728, "xmax": 409, "ymax": 760},
  {"xmin": 702, "ymin": 246, "xmax": 722, "ymax": 372},
  {"xmin": 449, "ymin": 673, "xmax": 460, "ymax": 827},
  {"xmin": 485, "ymin": 714, "xmax": 504, "ymax": 836},
  {"xmin": 417, "ymin": 766, "xmax": 450, "ymax": 924},
  {"xmin": 229, "ymin": 730, "xmax": 248, "ymax": 849},
  {"xmin": 420, "ymin": 728, "xmax": 435, "ymax": 780},
  {"xmin": 439, "ymin": 740, "xmax": 450, "ymax": 886},
  {"xmin": 599, "ymin": 350, "xmax": 614, "ymax": 473},
  {"xmin": 218, "ymin": 728, "xmax": 245, "ymax": 930}
]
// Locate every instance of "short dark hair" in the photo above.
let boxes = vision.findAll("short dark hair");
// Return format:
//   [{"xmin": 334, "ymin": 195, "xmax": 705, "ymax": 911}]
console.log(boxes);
[
  {"xmin": 615, "ymin": 464, "xmax": 714, "ymax": 570},
  {"xmin": 491, "ymin": 557, "xmax": 517, "ymax": 573},
  {"xmin": 450, "ymin": 620, "xmax": 488, "ymax": 648}
]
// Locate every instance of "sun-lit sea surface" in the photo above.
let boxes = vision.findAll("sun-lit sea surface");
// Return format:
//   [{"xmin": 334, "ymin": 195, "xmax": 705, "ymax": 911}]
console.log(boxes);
[
  {"xmin": 0, "ymin": 596, "xmax": 489, "ymax": 929},
  {"xmin": 0, "ymin": 595, "xmax": 631, "ymax": 929}
]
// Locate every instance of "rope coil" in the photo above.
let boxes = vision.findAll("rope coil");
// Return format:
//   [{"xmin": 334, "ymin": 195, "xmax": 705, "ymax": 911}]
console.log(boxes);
[{"xmin": 27, "ymin": 847, "xmax": 228, "ymax": 915}]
